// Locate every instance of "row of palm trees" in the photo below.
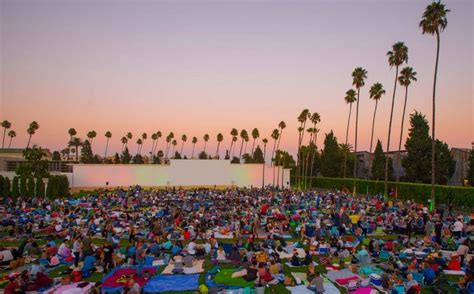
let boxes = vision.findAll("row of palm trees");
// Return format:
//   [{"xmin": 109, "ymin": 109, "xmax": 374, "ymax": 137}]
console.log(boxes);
[
  {"xmin": 339, "ymin": 1, "xmax": 449, "ymax": 204},
  {"xmin": 1, "ymin": 120, "xmax": 39, "ymax": 149}
]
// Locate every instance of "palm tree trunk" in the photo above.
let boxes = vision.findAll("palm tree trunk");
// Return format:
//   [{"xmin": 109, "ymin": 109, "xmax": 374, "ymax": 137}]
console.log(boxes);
[
  {"xmin": 310, "ymin": 132, "xmax": 318, "ymax": 188},
  {"xmin": 76, "ymin": 145, "xmax": 79, "ymax": 161},
  {"xmin": 229, "ymin": 141, "xmax": 234, "ymax": 157},
  {"xmin": 2, "ymin": 128, "xmax": 6, "ymax": 148},
  {"xmin": 27, "ymin": 135, "xmax": 32, "ymax": 149},
  {"xmin": 204, "ymin": 142, "xmax": 208, "ymax": 154},
  {"xmin": 262, "ymin": 145, "xmax": 266, "ymax": 188},
  {"xmin": 396, "ymin": 85, "xmax": 409, "ymax": 197},
  {"xmin": 344, "ymin": 103, "xmax": 353, "ymax": 178},
  {"xmin": 275, "ymin": 128, "xmax": 284, "ymax": 187},
  {"xmin": 251, "ymin": 139, "xmax": 256, "ymax": 157},
  {"xmin": 192, "ymin": 144, "xmax": 195, "ymax": 158},
  {"xmin": 353, "ymin": 87, "xmax": 361, "ymax": 195},
  {"xmin": 239, "ymin": 139, "xmax": 244, "ymax": 160},
  {"xmin": 9, "ymin": 137, "xmax": 13, "ymax": 148},
  {"xmin": 385, "ymin": 65, "xmax": 399, "ymax": 197},
  {"xmin": 216, "ymin": 142, "xmax": 221, "ymax": 158},
  {"xmin": 369, "ymin": 100, "xmax": 379, "ymax": 178},
  {"xmin": 104, "ymin": 138, "xmax": 109, "ymax": 159},
  {"xmin": 272, "ymin": 139, "xmax": 277, "ymax": 186},
  {"xmin": 180, "ymin": 142, "xmax": 184, "ymax": 155},
  {"xmin": 431, "ymin": 31, "xmax": 440, "ymax": 209}
]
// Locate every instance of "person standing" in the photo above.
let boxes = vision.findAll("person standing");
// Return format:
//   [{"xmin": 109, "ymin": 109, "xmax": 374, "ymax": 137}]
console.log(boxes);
[{"xmin": 72, "ymin": 236, "xmax": 82, "ymax": 268}]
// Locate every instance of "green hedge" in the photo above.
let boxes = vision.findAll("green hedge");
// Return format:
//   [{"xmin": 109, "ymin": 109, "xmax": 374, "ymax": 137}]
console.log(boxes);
[{"xmin": 294, "ymin": 176, "xmax": 474, "ymax": 208}]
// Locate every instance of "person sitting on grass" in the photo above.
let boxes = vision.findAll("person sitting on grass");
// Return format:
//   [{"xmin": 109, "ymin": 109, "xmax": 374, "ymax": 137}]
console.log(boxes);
[
  {"xmin": 291, "ymin": 251, "xmax": 301, "ymax": 266},
  {"xmin": 302, "ymin": 250, "xmax": 313, "ymax": 265},
  {"xmin": 307, "ymin": 272, "xmax": 324, "ymax": 294}
]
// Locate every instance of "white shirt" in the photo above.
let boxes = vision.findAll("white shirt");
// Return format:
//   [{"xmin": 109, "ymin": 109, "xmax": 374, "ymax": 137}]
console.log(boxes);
[{"xmin": 453, "ymin": 221, "xmax": 463, "ymax": 232}]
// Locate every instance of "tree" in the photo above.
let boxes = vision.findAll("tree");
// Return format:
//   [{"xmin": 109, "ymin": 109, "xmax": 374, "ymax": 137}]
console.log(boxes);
[
  {"xmin": 152, "ymin": 131, "xmax": 162, "ymax": 154},
  {"xmin": 385, "ymin": 41, "xmax": 408, "ymax": 196},
  {"xmin": 7, "ymin": 130, "xmax": 16, "ymax": 148},
  {"xmin": 253, "ymin": 145, "xmax": 264, "ymax": 163},
  {"xmin": 434, "ymin": 139, "xmax": 455, "ymax": 184},
  {"xmin": 121, "ymin": 136, "xmax": 128, "ymax": 152},
  {"xmin": 80, "ymin": 140, "xmax": 96, "ymax": 163},
  {"xmin": 140, "ymin": 133, "xmax": 147, "ymax": 154},
  {"xmin": 352, "ymin": 67, "xmax": 367, "ymax": 191},
  {"xmin": 11, "ymin": 176, "xmax": 19, "ymax": 198},
  {"xmin": 296, "ymin": 110, "xmax": 310, "ymax": 187},
  {"xmin": 420, "ymin": 0, "xmax": 450, "ymax": 206},
  {"xmin": 191, "ymin": 137, "xmax": 198, "ymax": 158},
  {"xmin": 52, "ymin": 151, "xmax": 61, "ymax": 161},
  {"xmin": 67, "ymin": 128, "xmax": 77, "ymax": 160},
  {"xmin": 16, "ymin": 146, "xmax": 49, "ymax": 178},
  {"xmin": 113, "ymin": 153, "xmax": 120, "ymax": 164},
  {"xmin": 87, "ymin": 130, "xmax": 97, "ymax": 146},
  {"xmin": 231, "ymin": 136, "xmax": 238, "ymax": 157},
  {"xmin": 468, "ymin": 150, "xmax": 474, "ymax": 186},
  {"xmin": 308, "ymin": 114, "xmax": 320, "ymax": 187},
  {"xmin": 216, "ymin": 133, "xmax": 223, "ymax": 158},
  {"xmin": 368, "ymin": 83, "xmax": 386, "ymax": 154},
  {"xmin": 371, "ymin": 140, "xmax": 394, "ymax": 181},
  {"xmin": 396, "ymin": 66, "xmax": 418, "ymax": 193},
  {"xmin": 171, "ymin": 139, "xmax": 177, "ymax": 157},
  {"xmin": 69, "ymin": 137, "xmax": 83, "ymax": 161},
  {"xmin": 270, "ymin": 129, "xmax": 279, "ymax": 186},
  {"xmin": 343, "ymin": 89, "xmax": 357, "ymax": 178},
  {"xmin": 20, "ymin": 176, "xmax": 27, "ymax": 196},
  {"xmin": 136, "ymin": 138, "xmax": 143, "ymax": 155},
  {"xmin": 251, "ymin": 128, "xmax": 260, "ymax": 156},
  {"xmin": 180, "ymin": 134, "xmax": 187, "ymax": 156},
  {"xmin": 262, "ymin": 138, "xmax": 268, "ymax": 188},
  {"xmin": 2, "ymin": 177, "xmax": 11, "ymax": 198},
  {"xmin": 35, "ymin": 177, "xmax": 45, "ymax": 198},
  {"xmin": 27, "ymin": 177, "xmax": 35, "ymax": 197},
  {"xmin": 320, "ymin": 131, "xmax": 345, "ymax": 177},
  {"xmin": 198, "ymin": 151, "xmax": 208, "ymax": 160},
  {"xmin": 151, "ymin": 133, "xmax": 158, "ymax": 155},
  {"xmin": 132, "ymin": 154, "xmax": 144, "ymax": 164},
  {"xmin": 229, "ymin": 128, "xmax": 238, "ymax": 157},
  {"xmin": 104, "ymin": 131, "xmax": 112, "ymax": 159},
  {"xmin": 203, "ymin": 134, "xmax": 210, "ymax": 154},
  {"xmin": 26, "ymin": 121, "xmax": 39, "ymax": 148},
  {"xmin": 121, "ymin": 147, "xmax": 132, "ymax": 164},
  {"xmin": 1, "ymin": 120, "xmax": 11, "ymax": 148},
  {"xmin": 238, "ymin": 130, "xmax": 248, "ymax": 160}
]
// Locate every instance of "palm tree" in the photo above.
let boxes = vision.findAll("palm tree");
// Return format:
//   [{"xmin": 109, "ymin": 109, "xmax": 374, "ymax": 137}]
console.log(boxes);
[
  {"xmin": 420, "ymin": 1, "xmax": 450, "ymax": 207},
  {"xmin": 171, "ymin": 139, "xmax": 177, "ymax": 157},
  {"xmin": 296, "ymin": 110, "xmax": 310, "ymax": 187},
  {"xmin": 121, "ymin": 136, "xmax": 128, "ymax": 152},
  {"xmin": 216, "ymin": 133, "xmax": 223, "ymax": 158},
  {"xmin": 275, "ymin": 121, "xmax": 287, "ymax": 186},
  {"xmin": 104, "ymin": 131, "xmax": 112, "ymax": 159},
  {"xmin": 87, "ymin": 130, "xmax": 97, "ymax": 146},
  {"xmin": 68, "ymin": 128, "xmax": 77, "ymax": 142},
  {"xmin": 385, "ymin": 41, "xmax": 409, "ymax": 197},
  {"xmin": 69, "ymin": 137, "xmax": 82, "ymax": 161},
  {"xmin": 271, "ymin": 129, "xmax": 279, "ymax": 186},
  {"xmin": 203, "ymin": 134, "xmax": 210, "ymax": 155},
  {"xmin": 229, "ymin": 128, "xmax": 238, "ymax": 156},
  {"xmin": 369, "ymin": 83, "xmax": 386, "ymax": 154},
  {"xmin": 343, "ymin": 89, "xmax": 357, "ymax": 178},
  {"xmin": 136, "ymin": 139, "xmax": 143, "ymax": 155},
  {"xmin": 262, "ymin": 138, "xmax": 268, "ymax": 188},
  {"xmin": 7, "ymin": 130, "xmax": 16, "ymax": 148},
  {"xmin": 238, "ymin": 130, "xmax": 248, "ymax": 160},
  {"xmin": 26, "ymin": 121, "xmax": 39, "ymax": 148},
  {"xmin": 309, "ymin": 113, "xmax": 321, "ymax": 187},
  {"xmin": 191, "ymin": 137, "xmax": 198, "ymax": 158},
  {"xmin": 126, "ymin": 132, "xmax": 133, "ymax": 142},
  {"xmin": 231, "ymin": 136, "xmax": 238, "ymax": 157},
  {"xmin": 151, "ymin": 133, "xmax": 158, "ymax": 154},
  {"xmin": 351, "ymin": 67, "xmax": 368, "ymax": 192},
  {"xmin": 396, "ymin": 67, "xmax": 417, "ymax": 194},
  {"xmin": 251, "ymin": 128, "xmax": 260, "ymax": 156},
  {"xmin": 154, "ymin": 131, "xmax": 162, "ymax": 154},
  {"xmin": 140, "ymin": 133, "xmax": 147, "ymax": 154},
  {"xmin": 180, "ymin": 134, "xmax": 187, "ymax": 156},
  {"xmin": 1, "ymin": 120, "xmax": 11, "ymax": 148}
]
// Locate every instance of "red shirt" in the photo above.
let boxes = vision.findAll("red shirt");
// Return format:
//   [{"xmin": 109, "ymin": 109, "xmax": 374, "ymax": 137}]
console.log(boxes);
[
  {"xmin": 183, "ymin": 231, "xmax": 191, "ymax": 240},
  {"xmin": 4, "ymin": 281, "xmax": 20, "ymax": 294}
]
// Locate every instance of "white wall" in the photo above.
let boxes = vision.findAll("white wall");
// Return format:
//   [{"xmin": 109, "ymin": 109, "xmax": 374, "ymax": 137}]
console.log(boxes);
[{"xmin": 71, "ymin": 160, "xmax": 290, "ymax": 188}]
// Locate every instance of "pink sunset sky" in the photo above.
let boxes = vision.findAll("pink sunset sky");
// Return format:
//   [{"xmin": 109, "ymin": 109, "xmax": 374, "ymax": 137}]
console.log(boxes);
[{"xmin": 1, "ymin": 0, "xmax": 472, "ymax": 159}]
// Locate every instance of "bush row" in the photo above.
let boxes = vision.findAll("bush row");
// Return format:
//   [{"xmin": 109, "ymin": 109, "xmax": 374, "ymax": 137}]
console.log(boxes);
[
  {"xmin": 294, "ymin": 176, "xmax": 474, "ymax": 208},
  {"xmin": 0, "ymin": 175, "xmax": 69, "ymax": 199}
]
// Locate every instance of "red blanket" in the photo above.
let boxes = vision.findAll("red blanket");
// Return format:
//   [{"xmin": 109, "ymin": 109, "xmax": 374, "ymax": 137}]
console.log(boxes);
[
  {"xmin": 335, "ymin": 276, "xmax": 359, "ymax": 286},
  {"xmin": 102, "ymin": 267, "xmax": 157, "ymax": 288}
]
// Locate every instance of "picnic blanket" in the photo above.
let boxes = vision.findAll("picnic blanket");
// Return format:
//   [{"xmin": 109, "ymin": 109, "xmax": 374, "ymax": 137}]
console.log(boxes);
[
  {"xmin": 291, "ymin": 272, "xmax": 307, "ymax": 285},
  {"xmin": 161, "ymin": 260, "xmax": 204, "ymax": 275},
  {"xmin": 285, "ymin": 261, "xmax": 316, "ymax": 268},
  {"xmin": 143, "ymin": 274, "xmax": 199, "ymax": 293},
  {"xmin": 213, "ymin": 232, "xmax": 234, "ymax": 239},
  {"xmin": 41, "ymin": 282, "xmax": 92, "ymax": 294},
  {"xmin": 214, "ymin": 269, "xmax": 255, "ymax": 288},
  {"xmin": 101, "ymin": 266, "xmax": 157, "ymax": 292},
  {"xmin": 443, "ymin": 270, "xmax": 465, "ymax": 275},
  {"xmin": 358, "ymin": 265, "xmax": 384, "ymax": 277},
  {"xmin": 325, "ymin": 269, "xmax": 360, "ymax": 286},
  {"xmin": 278, "ymin": 248, "xmax": 306, "ymax": 259},
  {"xmin": 350, "ymin": 287, "xmax": 377, "ymax": 294},
  {"xmin": 286, "ymin": 279, "xmax": 341, "ymax": 294}
]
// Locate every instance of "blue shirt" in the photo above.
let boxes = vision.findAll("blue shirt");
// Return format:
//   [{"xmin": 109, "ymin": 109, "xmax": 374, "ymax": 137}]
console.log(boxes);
[{"xmin": 423, "ymin": 268, "xmax": 436, "ymax": 283}]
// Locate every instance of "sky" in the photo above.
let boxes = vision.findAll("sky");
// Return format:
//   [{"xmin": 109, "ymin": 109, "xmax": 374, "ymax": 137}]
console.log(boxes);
[{"xmin": 1, "ymin": 0, "xmax": 472, "ymax": 160}]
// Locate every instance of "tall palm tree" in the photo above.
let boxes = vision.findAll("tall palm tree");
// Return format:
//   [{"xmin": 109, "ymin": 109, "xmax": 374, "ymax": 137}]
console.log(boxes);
[
  {"xmin": 351, "ymin": 67, "xmax": 368, "ymax": 193},
  {"xmin": 262, "ymin": 138, "xmax": 268, "ymax": 188},
  {"xmin": 229, "ymin": 128, "xmax": 238, "ymax": 157},
  {"xmin": 275, "ymin": 121, "xmax": 287, "ymax": 186},
  {"xmin": 385, "ymin": 41, "xmax": 409, "ymax": 197},
  {"xmin": 26, "ymin": 121, "xmax": 39, "ymax": 148},
  {"xmin": 154, "ymin": 131, "xmax": 162, "ymax": 154},
  {"xmin": 396, "ymin": 67, "xmax": 417, "ymax": 194},
  {"xmin": 251, "ymin": 128, "xmax": 260, "ymax": 156},
  {"xmin": 7, "ymin": 130, "xmax": 16, "ymax": 148},
  {"xmin": 343, "ymin": 89, "xmax": 357, "ymax": 178},
  {"xmin": 231, "ymin": 136, "xmax": 238, "ymax": 157},
  {"xmin": 203, "ymin": 134, "xmax": 210, "ymax": 154},
  {"xmin": 151, "ymin": 133, "xmax": 158, "ymax": 154},
  {"xmin": 271, "ymin": 129, "xmax": 279, "ymax": 186},
  {"xmin": 369, "ymin": 83, "xmax": 386, "ymax": 154},
  {"xmin": 67, "ymin": 128, "xmax": 77, "ymax": 160},
  {"xmin": 104, "ymin": 131, "xmax": 112, "ymax": 159},
  {"xmin": 180, "ymin": 134, "xmax": 187, "ymax": 156},
  {"xmin": 238, "ymin": 130, "xmax": 248, "ymax": 160},
  {"xmin": 126, "ymin": 132, "xmax": 133, "ymax": 142},
  {"xmin": 309, "ymin": 112, "xmax": 321, "ymax": 187},
  {"xmin": 69, "ymin": 137, "xmax": 82, "ymax": 161},
  {"xmin": 420, "ymin": 1, "xmax": 450, "ymax": 208},
  {"xmin": 1, "ymin": 120, "xmax": 11, "ymax": 148},
  {"xmin": 296, "ymin": 110, "xmax": 310, "ymax": 188},
  {"xmin": 121, "ymin": 136, "xmax": 128, "ymax": 152},
  {"xmin": 136, "ymin": 139, "xmax": 143, "ymax": 155},
  {"xmin": 191, "ymin": 137, "xmax": 198, "ymax": 158},
  {"xmin": 171, "ymin": 139, "xmax": 177, "ymax": 157},
  {"xmin": 140, "ymin": 133, "xmax": 147, "ymax": 154},
  {"xmin": 87, "ymin": 130, "xmax": 97, "ymax": 146},
  {"xmin": 216, "ymin": 133, "xmax": 224, "ymax": 158},
  {"xmin": 244, "ymin": 134, "xmax": 250, "ymax": 155}
]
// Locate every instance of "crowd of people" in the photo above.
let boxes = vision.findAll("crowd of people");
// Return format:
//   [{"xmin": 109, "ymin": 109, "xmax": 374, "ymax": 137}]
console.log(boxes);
[{"xmin": 0, "ymin": 186, "xmax": 472, "ymax": 293}]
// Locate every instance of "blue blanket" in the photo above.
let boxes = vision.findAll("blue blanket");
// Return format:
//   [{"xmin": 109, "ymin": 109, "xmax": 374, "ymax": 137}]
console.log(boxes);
[{"xmin": 143, "ymin": 274, "xmax": 199, "ymax": 293}]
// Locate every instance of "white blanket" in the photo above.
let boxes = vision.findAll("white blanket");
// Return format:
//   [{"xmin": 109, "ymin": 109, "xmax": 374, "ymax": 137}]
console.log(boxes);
[
  {"xmin": 278, "ymin": 248, "xmax": 306, "ymax": 259},
  {"xmin": 161, "ymin": 260, "xmax": 204, "ymax": 275}
]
